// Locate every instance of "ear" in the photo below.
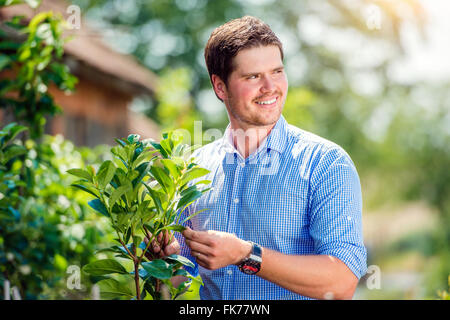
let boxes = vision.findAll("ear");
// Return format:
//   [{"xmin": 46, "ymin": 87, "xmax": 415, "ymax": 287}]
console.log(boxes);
[{"xmin": 211, "ymin": 74, "xmax": 227, "ymax": 102}]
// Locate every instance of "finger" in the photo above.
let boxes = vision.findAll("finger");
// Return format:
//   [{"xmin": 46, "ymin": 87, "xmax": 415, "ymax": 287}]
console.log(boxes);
[
  {"xmin": 163, "ymin": 241, "xmax": 180, "ymax": 256},
  {"xmin": 185, "ymin": 239, "xmax": 212, "ymax": 256},
  {"xmin": 182, "ymin": 226, "xmax": 194, "ymax": 238},
  {"xmin": 183, "ymin": 228, "xmax": 212, "ymax": 246},
  {"xmin": 151, "ymin": 239, "xmax": 161, "ymax": 253},
  {"xmin": 191, "ymin": 250, "xmax": 209, "ymax": 264},
  {"xmin": 163, "ymin": 231, "xmax": 172, "ymax": 246}
]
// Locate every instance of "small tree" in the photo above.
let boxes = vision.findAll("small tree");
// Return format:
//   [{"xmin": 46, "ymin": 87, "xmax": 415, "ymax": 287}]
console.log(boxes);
[{"xmin": 69, "ymin": 132, "xmax": 211, "ymax": 300}]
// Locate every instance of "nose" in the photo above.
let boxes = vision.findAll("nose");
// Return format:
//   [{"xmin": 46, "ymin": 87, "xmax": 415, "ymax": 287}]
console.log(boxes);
[{"xmin": 260, "ymin": 75, "xmax": 275, "ymax": 93}]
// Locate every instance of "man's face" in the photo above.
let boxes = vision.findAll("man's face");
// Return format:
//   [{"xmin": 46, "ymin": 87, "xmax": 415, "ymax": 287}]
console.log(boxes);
[{"xmin": 213, "ymin": 45, "xmax": 288, "ymax": 130}]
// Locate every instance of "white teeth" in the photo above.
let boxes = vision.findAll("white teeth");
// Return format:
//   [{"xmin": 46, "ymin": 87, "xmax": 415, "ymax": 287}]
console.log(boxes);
[{"xmin": 256, "ymin": 98, "xmax": 276, "ymax": 105}]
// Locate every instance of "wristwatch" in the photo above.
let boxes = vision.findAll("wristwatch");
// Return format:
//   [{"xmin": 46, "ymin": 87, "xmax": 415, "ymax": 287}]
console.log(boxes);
[{"xmin": 238, "ymin": 241, "xmax": 262, "ymax": 275}]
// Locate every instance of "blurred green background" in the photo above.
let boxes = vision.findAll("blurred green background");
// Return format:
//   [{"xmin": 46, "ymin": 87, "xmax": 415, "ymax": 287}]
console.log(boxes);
[{"xmin": 0, "ymin": 0, "xmax": 449, "ymax": 300}]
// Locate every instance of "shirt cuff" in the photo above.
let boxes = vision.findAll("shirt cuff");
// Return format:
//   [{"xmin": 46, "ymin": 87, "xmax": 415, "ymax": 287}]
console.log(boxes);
[{"xmin": 317, "ymin": 243, "xmax": 367, "ymax": 279}]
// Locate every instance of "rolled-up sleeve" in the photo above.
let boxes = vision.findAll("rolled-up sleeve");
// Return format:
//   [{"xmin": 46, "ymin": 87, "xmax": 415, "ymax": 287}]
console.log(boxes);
[{"xmin": 309, "ymin": 147, "xmax": 367, "ymax": 279}]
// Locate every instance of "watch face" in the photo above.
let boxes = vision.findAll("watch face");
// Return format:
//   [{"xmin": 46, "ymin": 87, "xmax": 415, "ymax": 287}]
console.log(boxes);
[
  {"xmin": 239, "ymin": 242, "xmax": 262, "ymax": 275},
  {"xmin": 242, "ymin": 265, "xmax": 259, "ymax": 275}
]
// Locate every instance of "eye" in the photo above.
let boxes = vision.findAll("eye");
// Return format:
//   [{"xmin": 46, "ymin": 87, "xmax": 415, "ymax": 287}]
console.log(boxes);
[{"xmin": 247, "ymin": 75, "xmax": 258, "ymax": 80}]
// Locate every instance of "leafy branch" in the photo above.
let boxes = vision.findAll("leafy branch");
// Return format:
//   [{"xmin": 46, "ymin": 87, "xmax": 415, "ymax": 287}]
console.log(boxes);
[{"xmin": 68, "ymin": 132, "xmax": 210, "ymax": 300}]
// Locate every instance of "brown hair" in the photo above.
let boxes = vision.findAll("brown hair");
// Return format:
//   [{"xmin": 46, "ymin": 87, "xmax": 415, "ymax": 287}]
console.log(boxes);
[{"xmin": 204, "ymin": 16, "xmax": 284, "ymax": 85}]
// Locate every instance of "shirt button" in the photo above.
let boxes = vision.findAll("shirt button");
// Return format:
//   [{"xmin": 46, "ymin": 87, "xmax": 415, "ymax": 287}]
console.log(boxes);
[
  {"xmin": 233, "ymin": 198, "xmax": 239, "ymax": 204},
  {"xmin": 227, "ymin": 270, "xmax": 233, "ymax": 275},
  {"xmin": 239, "ymin": 162, "xmax": 245, "ymax": 167}
]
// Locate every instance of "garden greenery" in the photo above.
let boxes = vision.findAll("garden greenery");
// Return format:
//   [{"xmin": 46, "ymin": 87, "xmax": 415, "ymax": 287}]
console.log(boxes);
[
  {"xmin": 69, "ymin": 132, "xmax": 211, "ymax": 300},
  {"xmin": 0, "ymin": 123, "xmax": 109, "ymax": 299}
]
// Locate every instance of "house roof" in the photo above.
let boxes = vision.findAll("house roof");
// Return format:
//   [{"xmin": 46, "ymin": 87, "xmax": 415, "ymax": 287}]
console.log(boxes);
[{"xmin": 0, "ymin": 0, "xmax": 159, "ymax": 96}]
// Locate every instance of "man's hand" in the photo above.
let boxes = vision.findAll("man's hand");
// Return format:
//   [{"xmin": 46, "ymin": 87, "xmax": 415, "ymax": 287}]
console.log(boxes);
[
  {"xmin": 144, "ymin": 230, "xmax": 180, "ymax": 260},
  {"xmin": 182, "ymin": 227, "xmax": 252, "ymax": 270}
]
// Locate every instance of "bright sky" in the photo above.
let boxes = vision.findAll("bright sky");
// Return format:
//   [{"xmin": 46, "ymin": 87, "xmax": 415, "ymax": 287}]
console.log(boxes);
[{"xmin": 390, "ymin": 0, "xmax": 450, "ymax": 84}]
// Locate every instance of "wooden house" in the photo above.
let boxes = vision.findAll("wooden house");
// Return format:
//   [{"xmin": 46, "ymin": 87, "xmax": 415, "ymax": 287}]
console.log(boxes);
[{"xmin": 0, "ymin": 0, "xmax": 160, "ymax": 147}]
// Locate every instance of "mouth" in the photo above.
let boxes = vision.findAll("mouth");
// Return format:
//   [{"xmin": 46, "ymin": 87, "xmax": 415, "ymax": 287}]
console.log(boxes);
[{"xmin": 254, "ymin": 96, "xmax": 278, "ymax": 108}]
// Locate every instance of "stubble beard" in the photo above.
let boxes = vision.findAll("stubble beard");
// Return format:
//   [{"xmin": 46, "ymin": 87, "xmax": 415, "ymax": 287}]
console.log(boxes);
[{"xmin": 226, "ymin": 92, "xmax": 283, "ymax": 129}]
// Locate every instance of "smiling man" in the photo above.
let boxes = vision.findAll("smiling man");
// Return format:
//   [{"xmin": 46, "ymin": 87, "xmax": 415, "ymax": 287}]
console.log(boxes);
[{"xmin": 169, "ymin": 15, "xmax": 367, "ymax": 300}]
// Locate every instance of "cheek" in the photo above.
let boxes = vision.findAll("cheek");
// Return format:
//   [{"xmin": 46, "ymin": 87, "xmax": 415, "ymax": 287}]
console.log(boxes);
[
  {"xmin": 229, "ymin": 84, "xmax": 256, "ymax": 103},
  {"xmin": 278, "ymin": 77, "xmax": 288, "ymax": 95}
]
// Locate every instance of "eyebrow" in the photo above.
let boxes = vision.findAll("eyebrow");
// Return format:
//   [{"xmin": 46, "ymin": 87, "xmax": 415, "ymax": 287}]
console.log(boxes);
[{"xmin": 240, "ymin": 66, "xmax": 284, "ymax": 78}]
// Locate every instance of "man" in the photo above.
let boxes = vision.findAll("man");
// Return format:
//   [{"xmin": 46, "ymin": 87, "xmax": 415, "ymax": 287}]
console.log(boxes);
[{"xmin": 157, "ymin": 15, "xmax": 367, "ymax": 300}]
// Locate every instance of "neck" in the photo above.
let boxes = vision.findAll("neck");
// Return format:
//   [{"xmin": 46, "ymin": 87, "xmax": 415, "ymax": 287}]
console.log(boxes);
[{"xmin": 229, "ymin": 121, "xmax": 276, "ymax": 159}]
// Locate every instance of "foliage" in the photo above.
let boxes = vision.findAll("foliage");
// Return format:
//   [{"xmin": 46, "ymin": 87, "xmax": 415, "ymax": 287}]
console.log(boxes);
[
  {"xmin": 0, "ymin": 123, "xmax": 109, "ymax": 299},
  {"xmin": 0, "ymin": 1, "xmax": 104, "ymax": 300},
  {"xmin": 0, "ymin": 0, "xmax": 77, "ymax": 139},
  {"xmin": 70, "ymin": 132, "xmax": 211, "ymax": 300},
  {"xmin": 436, "ymin": 275, "xmax": 450, "ymax": 300}
]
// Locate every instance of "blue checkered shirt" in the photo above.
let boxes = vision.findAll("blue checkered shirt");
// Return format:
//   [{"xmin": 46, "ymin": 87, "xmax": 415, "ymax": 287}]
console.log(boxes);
[{"xmin": 175, "ymin": 115, "xmax": 367, "ymax": 300}]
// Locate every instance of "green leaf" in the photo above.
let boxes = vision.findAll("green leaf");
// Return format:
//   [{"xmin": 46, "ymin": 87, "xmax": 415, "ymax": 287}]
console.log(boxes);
[
  {"xmin": 142, "ymin": 259, "xmax": 173, "ymax": 280},
  {"xmin": 180, "ymin": 167, "xmax": 210, "ymax": 186},
  {"xmin": 133, "ymin": 235, "xmax": 142, "ymax": 250},
  {"xmin": 97, "ymin": 278, "xmax": 135, "ymax": 300},
  {"xmin": 94, "ymin": 246, "xmax": 123, "ymax": 255},
  {"xmin": 173, "ymin": 268, "xmax": 189, "ymax": 277},
  {"xmin": 2, "ymin": 145, "xmax": 27, "ymax": 163},
  {"xmin": 164, "ymin": 254, "xmax": 195, "ymax": 269},
  {"xmin": 111, "ymin": 145, "xmax": 128, "ymax": 164},
  {"xmin": 109, "ymin": 185, "xmax": 131, "ymax": 209},
  {"xmin": 114, "ymin": 138, "xmax": 128, "ymax": 147},
  {"xmin": 188, "ymin": 275, "xmax": 204, "ymax": 286},
  {"xmin": 160, "ymin": 224, "xmax": 186, "ymax": 233},
  {"xmin": 88, "ymin": 199, "xmax": 109, "ymax": 217},
  {"xmin": 0, "ymin": 54, "xmax": 11, "ymax": 71},
  {"xmin": 127, "ymin": 134, "xmax": 140, "ymax": 144},
  {"xmin": 181, "ymin": 208, "xmax": 209, "ymax": 225},
  {"xmin": 132, "ymin": 161, "xmax": 151, "ymax": 187},
  {"xmin": 142, "ymin": 182, "xmax": 163, "ymax": 215},
  {"xmin": 111, "ymin": 170, "xmax": 133, "ymax": 206},
  {"xmin": 150, "ymin": 142, "xmax": 169, "ymax": 158},
  {"xmin": 172, "ymin": 143, "xmax": 188, "ymax": 157},
  {"xmin": 82, "ymin": 259, "xmax": 128, "ymax": 276},
  {"xmin": 124, "ymin": 227, "xmax": 132, "ymax": 244},
  {"xmin": 195, "ymin": 180, "xmax": 212, "ymax": 186},
  {"xmin": 67, "ymin": 168, "xmax": 92, "ymax": 182},
  {"xmin": 96, "ymin": 160, "xmax": 116, "ymax": 189},
  {"xmin": 177, "ymin": 188, "xmax": 202, "ymax": 210},
  {"xmin": 160, "ymin": 139, "xmax": 172, "ymax": 156},
  {"xmin": 161, "ymin": 159, "xmax": 181, "ymax": 180},
  {"xmin": 133, "ymin": 149, "xmax": 157, "ymax": 168},
  {"xmin": 149, "ymin": 166, "xmax": 174, "ymax": 194},
  {"xmin": 71, "ymin": 183, "xmax": 99, "ymax": 198}
]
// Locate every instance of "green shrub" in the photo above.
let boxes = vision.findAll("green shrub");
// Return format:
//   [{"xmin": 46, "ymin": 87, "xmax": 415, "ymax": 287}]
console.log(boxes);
[
  {"xmin": 71, "ymin": 132, "xmax": 211, "ymax": 300},
  {"xmin": 0, "ymin": 123, "xmax": 109, "ymax": 299}
]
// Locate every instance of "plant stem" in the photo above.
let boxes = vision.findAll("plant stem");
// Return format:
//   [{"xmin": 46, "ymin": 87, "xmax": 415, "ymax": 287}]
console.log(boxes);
[
  {"xmin": 118, "ymin": 237, "xmax": 135, "ymax": 261},
  {"xmin": 117, "ymin": 235, "xmax": 141, "ymax": 299},
  {"xmin": 134, "ymin": 260, "xmax": 141, "ymax": 300},
  {"xmin": 139, "ymin": 225, "xmax": 156, "ymax": 263}
]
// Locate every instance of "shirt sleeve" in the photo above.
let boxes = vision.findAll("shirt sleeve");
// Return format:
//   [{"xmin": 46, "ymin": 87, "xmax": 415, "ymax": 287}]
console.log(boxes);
[
  {"xmin": 174, "ymin": 206, "xmax": 199, "ymax": 277},
  {"xmin": 308, "ymin": 147, "xmax": 367, "ymax": 279}
]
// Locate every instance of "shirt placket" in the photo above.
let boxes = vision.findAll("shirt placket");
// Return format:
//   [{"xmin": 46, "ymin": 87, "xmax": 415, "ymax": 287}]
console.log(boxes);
[{"xmin": 222, "ymin": 153, "xmax": 245, "ymax": 299}]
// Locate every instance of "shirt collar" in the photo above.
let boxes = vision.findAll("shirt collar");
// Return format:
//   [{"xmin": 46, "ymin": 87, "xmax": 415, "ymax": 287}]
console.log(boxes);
[{"xmin": 221, "ymin": 114, "xmax": 288, "ymax": 155}]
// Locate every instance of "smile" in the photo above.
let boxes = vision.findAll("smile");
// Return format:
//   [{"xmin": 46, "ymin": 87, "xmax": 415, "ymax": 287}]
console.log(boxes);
[{"xmin": 255, "ymin": 97, "xmax": 277, "ymax": 105}]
